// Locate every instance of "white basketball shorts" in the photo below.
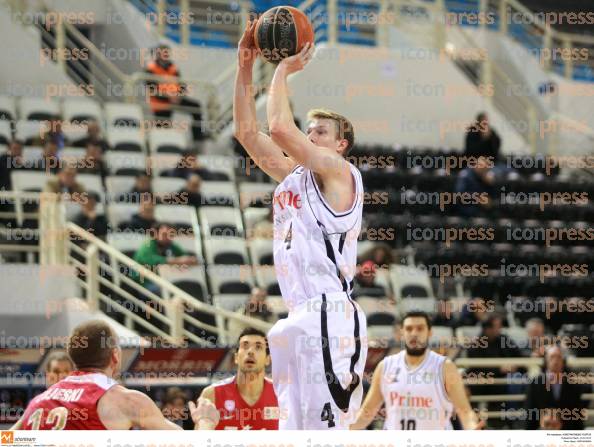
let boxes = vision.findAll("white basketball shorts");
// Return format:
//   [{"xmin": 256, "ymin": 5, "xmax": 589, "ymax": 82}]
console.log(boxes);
[{"xmin": 267, "ymin": 291, "xmax": 368, "ymax": 429}]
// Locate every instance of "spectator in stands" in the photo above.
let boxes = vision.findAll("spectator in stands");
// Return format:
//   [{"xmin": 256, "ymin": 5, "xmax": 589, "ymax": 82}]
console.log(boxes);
[
  {"xmin": 387, "ymin": 320, "xmax": 403, "ymax": 355},
  {"xmin": 146, "ymin": 44, "xmax": 204, "ymax": 142},
  {"xmin": 78, "ymin": 142, "xmax": 108, "ymax": 180},
  {"xmin": 464, "ymin": 112, "xmax": 501, "ymax": 163},
  {"xmin": 44, "ymin": 164, "xmax": 86, "ymax": 202},
  {"xmin": 72, "ymin": 192, "xmax": 108, "ymax": 239},
  {"xmin": 37, "ymin": 140, "xmax": 60, "ymax": 174},
  {"xmin": 251, "ymin": 207, "xmax": 274, "ymax": 239},
  {"xmin": 163, "ymin": 152, "xmax": 215, "ymax": 180},
  {"xmin": 130, "ymin": 221, "xmax": 198, "ymax": 291},
  {"xmin": 454, "ymin": 156, "xmax": 496, "ymax": 217},
  {"xmin": 359, "ymin": 242, "xmax": 393, "ymax": 269},
  {"xmin": 178, "ymin": 174, "xmax": 203, "ymax": 209},
  {"xmin": 161, "ymin": 387, "xmax": 193, "ymax": 430},
  {"xmin": 0, "ymin": 139, "xmax": 24, "ymax": 191},
  {"xmin": 465, "ymin": 314, "xmax": 525, "ymax": 427},
  {"xmin": 44, "ymin": 352, "xmax": 74, "ymax": 387},
  {"xmin": 121, "ymin": 196, "xmax": 157, "ymax": 232},
  {"xmin": 37, "ymin": 118, "xmax": 65, "ymax": 151},
  {"xmin": 432, "ymin": 300, "xmax": 455, "ymax": 328},
  {"xmin": 525, "ymin": 318, "xmax": 547, "ymax": 358},
  {"xmin": 539, "ymin": 410, "xmax": 562, "ymax": 430},
  {"xmin": 227, "ymin": 287, "xmax": 272, "ymax": 341},
  {"xmin": 121, "ymin": 173, "xmax": 153, "ymax": 203},
  {"xmin": 72, "ymin": 121, "xmax": 109, "ymax": 151},
  {"xmin": 524, "ymin": 345, "xmax": 588, "ymax": 430},
  {"xmin": 352, "ymin": 260, "xmax": 386, "ymax": 299},
  {"xmin": 456, "ymin": 296, "xmax": 491, "ymax": 327}
]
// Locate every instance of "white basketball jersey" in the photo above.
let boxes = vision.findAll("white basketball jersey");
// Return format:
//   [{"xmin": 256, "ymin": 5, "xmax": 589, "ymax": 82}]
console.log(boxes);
[
  {"xmin": 272, "ymin": 163, "xmax": 364, "ymax": 309},
  {"xmin": 380, "ymin": 350, "xmax": 454, "ymax": 430}
]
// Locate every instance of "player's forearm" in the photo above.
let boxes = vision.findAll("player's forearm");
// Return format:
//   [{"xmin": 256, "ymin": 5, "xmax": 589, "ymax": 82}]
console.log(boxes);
[
  {"xmin": 267, "ymin": 65, "xmax": 299, "ymax": 137},
  {"xmin": 233, "ymin": 65, "xmax": 259, "ymax": 141},
  {"xmin": 349, "ymin": 405, "xmax": 378, "ymax": 430}
]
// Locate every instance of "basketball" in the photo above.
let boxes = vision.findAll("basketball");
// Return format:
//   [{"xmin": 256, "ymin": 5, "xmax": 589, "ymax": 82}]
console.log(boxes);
[{"xmin": 254, "ymin": 6, "xmax": 314, "ymax": 64}]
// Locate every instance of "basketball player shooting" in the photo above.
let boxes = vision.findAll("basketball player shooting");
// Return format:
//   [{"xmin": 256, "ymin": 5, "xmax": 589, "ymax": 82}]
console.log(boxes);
[
  {"xmin": 350, "ymin": 312, "xmax": 484, "ymax": 430},
  {"xmin": 234, "ymin": 20, "xmax": 367, "ymax": 429},
  {"xmin": 13, "ymin": 320, "xmax": 218, "ymax": 430}
]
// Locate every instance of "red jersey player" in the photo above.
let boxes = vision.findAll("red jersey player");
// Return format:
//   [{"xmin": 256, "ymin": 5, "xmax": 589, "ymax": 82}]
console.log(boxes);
[
  {"xmin": 198, "ymin": 328, "xmax": 280, "ymax": 430},
  {"xmin": 13, "ymin": 319, "xmax": 215, "ymax": 430}
]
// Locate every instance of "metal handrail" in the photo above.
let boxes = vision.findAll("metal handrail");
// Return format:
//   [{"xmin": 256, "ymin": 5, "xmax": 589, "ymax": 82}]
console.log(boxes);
[{"xmin": 66, "ymin": 222, "xmax": 272, "ymax": 346}]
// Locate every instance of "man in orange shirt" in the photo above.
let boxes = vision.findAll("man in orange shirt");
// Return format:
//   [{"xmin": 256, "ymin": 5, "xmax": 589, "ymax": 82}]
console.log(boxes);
[{"xmin": 145, "ymin": 44, "xmax": 204, "ymax": 142}]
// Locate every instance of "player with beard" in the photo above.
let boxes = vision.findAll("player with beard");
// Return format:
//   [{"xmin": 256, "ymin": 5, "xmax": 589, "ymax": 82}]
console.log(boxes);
[
  {"xmin": 198, "ymin": 328, "xmax": 279, "ymax": 430},
  {"xmin": 350, "ymin": 311, "xmax": 483, "ymax": 430}
]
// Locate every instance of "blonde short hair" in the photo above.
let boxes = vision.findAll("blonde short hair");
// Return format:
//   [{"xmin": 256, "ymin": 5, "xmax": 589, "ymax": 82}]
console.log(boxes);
[{"xmin": 307, "ymin": 108, "xmax": 355, "ymax": 155}]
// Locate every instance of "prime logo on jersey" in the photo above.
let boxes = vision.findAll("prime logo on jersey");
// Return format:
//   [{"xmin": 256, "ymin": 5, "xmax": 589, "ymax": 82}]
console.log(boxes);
[{"xmin": 273, "ymin": 190, "xmax": 302, "ymax": 210}]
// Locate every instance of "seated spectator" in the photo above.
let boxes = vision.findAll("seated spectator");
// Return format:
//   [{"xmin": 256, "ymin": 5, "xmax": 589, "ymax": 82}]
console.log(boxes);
[
  {"xmin": 44, "ymin": 351, "xmax": 74, "ymax": 387},
  {"xmin": 456, "ymin": 296, "xmax": 491, "ymax": 327},
  {"xmin": 120, "ymin": 173, "xmax": 153, "ymax": 203},
  {"xmin": 161, "ymin": 387, "xmax": 192, "ymax": 430},
  {"xmin": 359, "ymin": 242, "xmax": 393, "ymax": 268},
  {"xmin": 524, "ymin": 346, "xmax": 588, "ymax": 430},
  {"xmin": 44, "ymin": 165, "xmax": 86, "ymax": 202},
  {"xmin": 0, "ymin": 139, "xmax": 24, "ymax": 191},
  {"xmin": 42, "ymin": 118, "xmax": 66, "ymax": 150},
  {"xmin": 36, "ymin": 140, "xmax": 60, "ymax": 174},
  {"xmin": 130, "ymin": 222, "xmax": 198, "ymax": 291},
  {"xmin": 120, "ymin": 197, "xmax": 157, "ymax": 232},
  {"xmin": 464, "ymin": 112, "xmax": 501, "ymax": 163},
  {"xmin": 227, "ymin": 287, "xmax": 272, "ymax": 341},
  {"xmin": 78, "ymin": 142, "xmax": 107, "ymax": 180},
  {"xmin": 465, "ymin": 314, "xmax": 525, "ymax": 426},
  {"xmin": 72, "ymin": 192, "xmax": 108, "ymax": 239},
  {"xmin": 454, "ymin": 156, "xmax": 496, "ymax": 217},
  {"xmin": 251, "ymin": 207, "xmax": 273, "ymax": 239},
  {"xmin": 163, "ymin": 152, "xmax": 217, "ymax": 180},
  {"xmin": 387, "ymin": 320, "xmax": 403, "ymax": 355},
  {"xmin": 72, "ymin": 120, "xmax": 109, "ymax": 151},
  {"xmin": 178, "ymin": 174, "xmax": 203, "ymax": 208},
  {"xmin": 432, "ymin": 300, "xmax": 455, "ymax": 328},
  {"xmin": 352, "ymin": 260, "xmax": 386, "ymax": 299}
]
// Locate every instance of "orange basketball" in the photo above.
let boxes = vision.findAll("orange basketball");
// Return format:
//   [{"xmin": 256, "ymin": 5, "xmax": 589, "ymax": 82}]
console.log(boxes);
[{"xmin": 253, "ymin": 6, "xmax": 314, "ymax": 64}]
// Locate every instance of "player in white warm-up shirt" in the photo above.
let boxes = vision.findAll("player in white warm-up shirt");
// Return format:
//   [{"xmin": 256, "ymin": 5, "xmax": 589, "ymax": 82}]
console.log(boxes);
[
  {"xmin": 233, "ymin": 21, "xmax": 367, "ymax": 429},
  {"xmin": 350, "ymin": 312, "xmax": 484, "ymax": 430},
  {"xmin": 381, "ymin": 349, "xmax": 454, "ymax": 429}
]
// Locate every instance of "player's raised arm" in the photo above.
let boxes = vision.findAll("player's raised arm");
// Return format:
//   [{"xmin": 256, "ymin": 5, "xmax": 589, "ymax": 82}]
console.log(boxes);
[
  {"xmin": 443, "ymin": 359, "xmax": 485, "ymax": 430},
  {"xmin": 234, "ymin": 20, "xmax": 296, "ymax": 183},
  {"xmin": 266, "ymin": 44, "xmax": 350, "ymax": 181},
  {"xmin": 350, "ymin": 360, "xmax": 385, "ymax": 430}
]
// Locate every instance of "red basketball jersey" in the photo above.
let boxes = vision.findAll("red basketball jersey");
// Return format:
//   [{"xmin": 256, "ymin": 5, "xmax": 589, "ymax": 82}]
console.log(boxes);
[
  {"xmin": 214, "ymin": 376, "xmax": 279, "ymax": 430},
  {"xmin": 20, "ymin": 371, "xmax": 118, "ymax": 430}
]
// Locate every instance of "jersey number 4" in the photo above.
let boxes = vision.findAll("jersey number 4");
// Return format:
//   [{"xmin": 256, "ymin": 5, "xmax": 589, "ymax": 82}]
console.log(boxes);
[
  {"xmin": 320, "ymin": 402, "xmax": 336, "ymax": 428},
  {"xmin": 284, "ymin": 222, "xmax": 293, "ymax": 250},
  {"xmin": 28, "ymin": 407, "xmax": 68, "ymax": 430}
]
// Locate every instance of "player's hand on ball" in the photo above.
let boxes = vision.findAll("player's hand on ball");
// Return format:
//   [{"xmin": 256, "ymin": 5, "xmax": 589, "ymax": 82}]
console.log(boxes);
[
  {"xmin": 189, "ymin": 397, "xmax": 220, "ymax": 429},
  {"xmin": 278, "ymin": 42, "xmax": 315, "ymax": 75},
  {"xmin": 238, "ymin": 19, "xmax": 258, "ymax": 68}
]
